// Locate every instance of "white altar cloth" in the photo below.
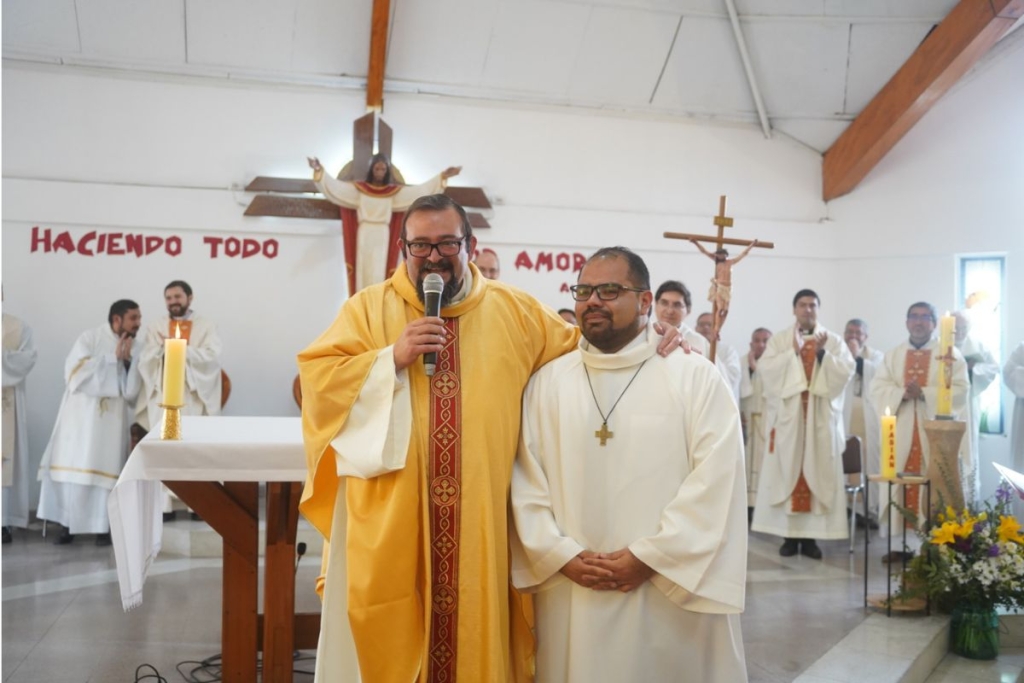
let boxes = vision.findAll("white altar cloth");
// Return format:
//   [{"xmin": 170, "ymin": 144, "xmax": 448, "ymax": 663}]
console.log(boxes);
[{"xmin": 108, "ymin": 416, "xmax": 305, "ymax": 610}]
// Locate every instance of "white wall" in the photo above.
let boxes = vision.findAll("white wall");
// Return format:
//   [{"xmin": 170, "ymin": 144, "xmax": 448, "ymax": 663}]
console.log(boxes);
[{"xmin": 2, "ymin": 37, "xmax": 1021, "ymax": 508}]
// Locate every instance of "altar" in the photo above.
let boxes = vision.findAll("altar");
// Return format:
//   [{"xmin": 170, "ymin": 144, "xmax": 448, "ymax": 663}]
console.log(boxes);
[{"xmin": 108, "ymin": 415, "xmax": 321, "ymax": 683}]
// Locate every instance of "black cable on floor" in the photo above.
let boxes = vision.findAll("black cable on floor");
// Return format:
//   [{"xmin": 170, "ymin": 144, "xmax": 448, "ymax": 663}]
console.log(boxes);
[
  {"xmin": 133, "ymin": 663, "xmax": 169, "ymax": 682},
  {"xmin": 173, "ymin": 651, "xmax": 316, "ymax": 682}
]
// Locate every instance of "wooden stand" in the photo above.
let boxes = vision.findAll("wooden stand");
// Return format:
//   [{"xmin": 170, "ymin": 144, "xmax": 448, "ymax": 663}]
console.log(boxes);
[
  {"xmin": 923, "ymin": 417, "xmax": 967, "ymax": 515},
  {"xmin": 864, "ymin": 474, "xmax": 931, "ymax": 617}
]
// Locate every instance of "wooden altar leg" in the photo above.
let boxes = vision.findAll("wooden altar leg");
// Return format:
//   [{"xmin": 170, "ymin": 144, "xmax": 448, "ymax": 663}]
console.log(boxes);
[
  {"xmin": 221, "ymin": 482, "xmax": 260, "ymax": 683},
  {"xmin": 167, "ymin": 480, "xmax": 260, "ymax": 683},
  {"xmin": 263, "ymin": 482, "xmax": 301, "ymax": 683}
]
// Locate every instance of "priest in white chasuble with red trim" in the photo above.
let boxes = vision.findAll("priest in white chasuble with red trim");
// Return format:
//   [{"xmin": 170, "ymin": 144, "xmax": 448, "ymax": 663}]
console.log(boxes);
[
  {"xmin": 751, "ymin": 289, "xmax": 854, "ymax": 559},
  {"xmin": 870, "ymin": 302, "xmax": 969, "ymax": 534},
  {"xmin": 511, "ymin": 248, "xmax": 748, "ymax": 683},
  {"xmin": 298, "ymin": 194, "xmax": 581, "ymax": 683}
]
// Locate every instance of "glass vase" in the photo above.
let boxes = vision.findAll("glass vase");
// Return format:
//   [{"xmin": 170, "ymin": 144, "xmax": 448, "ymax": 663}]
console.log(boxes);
[{"xmin": 950, "ymin": 605, "xmax": 1000, "ymax": 660}]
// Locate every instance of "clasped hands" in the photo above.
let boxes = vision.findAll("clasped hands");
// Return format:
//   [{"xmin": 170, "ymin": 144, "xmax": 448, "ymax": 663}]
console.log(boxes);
[{"xmin": 560, "ymin": 549, "xmax": 654, "ymax": 593}]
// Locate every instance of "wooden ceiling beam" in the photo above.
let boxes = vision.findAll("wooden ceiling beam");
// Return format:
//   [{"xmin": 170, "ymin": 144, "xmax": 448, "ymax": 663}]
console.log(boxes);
[
  {"xmin": 366, "ymin": 0, "xmax": 392, "ymax": 111},
  {"xmin": 822, "ymin": 0, "xmax": 1023, "ymax": 201}
]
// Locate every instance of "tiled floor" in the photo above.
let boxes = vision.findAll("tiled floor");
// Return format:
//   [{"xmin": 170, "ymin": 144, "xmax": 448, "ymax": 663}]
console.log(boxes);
[{"xmin": 2, "ymin": 521, "xmax": 1021, "ymax": 682}]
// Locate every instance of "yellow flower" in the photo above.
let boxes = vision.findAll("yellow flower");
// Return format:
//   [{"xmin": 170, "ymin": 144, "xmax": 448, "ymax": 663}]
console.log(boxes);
[
  {"xmin": 998, "ymin": 516, "xmax": 1024, "ymax": 544},
  {"xmin": 978, "ymin": 512, "xmax": 988, "ymax": 522},
  {"xmin": 955, "ymin": 514, "xmax": 977, "ymax": 538},
  {"xmin": 937, "ymin": 512, "xmax": 946, "ymax": 522},
  {"xmin": 930, "ymin": 522, "xmax": 958, "ymax": 545},
  {"xmin": 946, "ymin": 505, "xmax": 957, "ymax": 520}
]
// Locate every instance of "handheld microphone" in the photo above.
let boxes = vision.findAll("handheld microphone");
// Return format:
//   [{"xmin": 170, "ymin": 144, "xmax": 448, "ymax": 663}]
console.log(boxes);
[
  {"xmin": 295, "ymin": 541, "xmax": 307, "ymax": 575},
  {"xmin": 422, "ymin": 273, "xmax": 445, "ymax": 376}
]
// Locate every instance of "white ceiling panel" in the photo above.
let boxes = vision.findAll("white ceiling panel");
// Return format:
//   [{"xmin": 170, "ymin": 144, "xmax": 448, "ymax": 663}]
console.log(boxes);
[
  {"xmin": 567, "ymin": 7, "xmax": 679, "ymax": 106},
  {"xmin": 823, "ymin": 0, "xmax": 956, "ymax": 19},
  {"xmin": 480, "ymin": 1, "xmax": 592, "ymax": 95},
  {"xmin": 1, "ymin": 0, "xmax": 80, "ymax": 52},
  {"xmin": 290, "ymin": 0, "xmax": 373, "ymax": 76},
  {"xmin": 743, "ymin": 20, "xmax": 850, "ymax": 116},
  {"xmin": 773, "ymin": 117, "xmax": 850, "ymax": 152},
  {"xmin": 651, "ymin": 17, "xmax": 754, "ymax": 116},
  {"xmin": 185, "ymin": 0, "xmax": 299, "ymax": 70},
  {"xmin": 530, "ymin": 0, "xmax": 721, "ymax": 13},
  {"xmin": 735, "ymin": 1, "xmax": 827, "ymax": 17},
  {"xmin": 76, "ymin": 0, "xmax": 186, "ymax": 63},
  {"xmin": 844, "ymin": 22, "xmax": 934, "ymax": 113},
  {"xmin": 387, "ymin": 0, "xmax": 500, "ymax": 86}
]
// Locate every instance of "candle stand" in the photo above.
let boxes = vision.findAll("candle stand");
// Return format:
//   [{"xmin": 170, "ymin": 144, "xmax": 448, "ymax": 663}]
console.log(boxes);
[
  {"xmin": 160, "ymin": 403, "xmax": 184, "ymax": 440},
  {"xmin": 865, "ymin": 474, "xmax": 931, "ymax": 617}
]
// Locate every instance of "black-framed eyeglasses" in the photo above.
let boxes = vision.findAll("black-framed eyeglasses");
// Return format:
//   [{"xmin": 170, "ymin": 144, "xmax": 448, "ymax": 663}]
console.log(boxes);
[
  {"xmin": 405, "ymin": 239, "xmax": 466, "ymax": 258},
  {"xmin": 569, "ymin": 283, "xmax": 648, "ymax": 302}
]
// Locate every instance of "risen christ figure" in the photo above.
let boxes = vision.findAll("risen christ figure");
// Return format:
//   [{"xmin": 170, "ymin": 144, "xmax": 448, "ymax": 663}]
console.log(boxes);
[{"xmin": 308, "ymin": 154, "xmax": 461, "ymax": 294}]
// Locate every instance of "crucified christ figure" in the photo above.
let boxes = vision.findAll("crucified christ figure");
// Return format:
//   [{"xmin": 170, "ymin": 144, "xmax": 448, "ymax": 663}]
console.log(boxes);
[{"xmin": 690, "ymin": 239, "xmax": 758, "ymax": 329}]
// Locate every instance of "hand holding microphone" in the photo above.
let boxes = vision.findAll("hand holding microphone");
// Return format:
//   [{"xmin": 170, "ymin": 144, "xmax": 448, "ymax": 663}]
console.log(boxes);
[
  {"xmin": 421, "ymin": 273, "xmax": 444, "ymax": 376},
  {"xmin": 392, "ymin": 273, "xmax": 447, "ymax": 373}
]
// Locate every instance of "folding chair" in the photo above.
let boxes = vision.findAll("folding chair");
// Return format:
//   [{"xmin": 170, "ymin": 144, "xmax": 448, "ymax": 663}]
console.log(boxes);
[{"xmin": 843, "ymin": 436, "xmax": 865, "ymax": 553}]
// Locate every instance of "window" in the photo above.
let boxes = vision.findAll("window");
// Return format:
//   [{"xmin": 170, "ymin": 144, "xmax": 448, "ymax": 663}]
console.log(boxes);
[{"xmin": 957, "ymin": 255, "xmax": 1006, "ymax": 434}]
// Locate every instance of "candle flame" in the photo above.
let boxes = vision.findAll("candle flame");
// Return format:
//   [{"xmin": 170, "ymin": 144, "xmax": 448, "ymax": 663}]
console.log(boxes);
[
  {"xmin": 174, "ymin": 323, "xmax": 181, "ymax": 340},
  {"xmin": 885, "ymin": 406, "xmax": 891, "ymax": 417}
]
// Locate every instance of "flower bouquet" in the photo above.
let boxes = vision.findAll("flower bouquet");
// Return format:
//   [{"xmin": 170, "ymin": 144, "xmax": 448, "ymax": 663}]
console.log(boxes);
[{"xmin": 901, "ymin": 483, "xmax": 1024, "ymax": 659}]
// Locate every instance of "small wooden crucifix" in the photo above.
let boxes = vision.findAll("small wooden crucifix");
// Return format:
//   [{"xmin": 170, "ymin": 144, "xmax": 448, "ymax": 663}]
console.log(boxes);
[{"xmin": 664, "ymin": 196, "xmax": 774, "ymax": 363}]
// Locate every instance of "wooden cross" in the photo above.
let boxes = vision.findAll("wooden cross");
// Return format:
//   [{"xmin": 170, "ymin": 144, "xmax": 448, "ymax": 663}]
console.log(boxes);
[
  {"xmin": 242, "ymin": 111, "xmax": 493, "ymax": 226},
  {"xmin": 664, "ymin": 196, "xmax": 775, "ymax": 363},
  {"xmin": 595, "ymin": 422, "xmax": 613, "ymax": 446}
]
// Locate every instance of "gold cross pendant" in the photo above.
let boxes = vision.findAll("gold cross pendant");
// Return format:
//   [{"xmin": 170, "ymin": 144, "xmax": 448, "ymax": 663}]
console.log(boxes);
[{"xmin": 595, "ymin": 422, "xmax": 613, "ymax": 446}]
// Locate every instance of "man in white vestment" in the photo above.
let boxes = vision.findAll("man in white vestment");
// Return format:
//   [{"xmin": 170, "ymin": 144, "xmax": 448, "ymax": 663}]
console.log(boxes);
[
  {"xmin": 954, "ymin": 309, "xmax": 999, "ymax": 505},
  {"xmin": 751, "ymin": 289, "xmax": 854, "ymax": 559},
  {"xmin": 135, "ymin": 280, "xmax": 222, "ymax": 517},
  {"xmin": 842, "ymin": 318, "xmax": 884, "ymax": 527},
  {"xmin": 870, "ymin": 302, "xmax": 969, "ymax": 546},
  {"xmin": 512, "ymin": 247, "xmax": 748, "ymax": 683},
  {"xmin": 3, "ymin": 311, "xmax": 38, "ymax": 543},
  {"xmin": 741, "ymin": 327, "xmax": 771, "ymax": 517},
  {"xmin": 1004, "ymin": 341, "xmax": 1024, "ymax": 520},
  {"xmin": 38, "ymin": 300, "xmax": 142, "ymax": 545},
  {"xmin": 697, "ymin": 311, "xmax": 742, "ymax": 404},
  {"xmin": 654, "ymin": 280, "xmax": 709, "ymax": 355}
]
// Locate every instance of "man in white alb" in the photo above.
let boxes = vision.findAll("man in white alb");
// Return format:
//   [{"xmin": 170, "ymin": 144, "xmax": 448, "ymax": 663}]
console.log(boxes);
[
  {"xmin": 751, "ymin": 289, "xmax": 854, "ymax": 560},
  {"xmin": 953, "ymin": 309, "xmax": 999, "ymax": 505},
  {"xmin": 1004, "ymin": 341, "xmax": 1024, "ymax": 520},
  {"xmin": 38, "ymin": 300, "xmax": 142, "ymax": 545},
  {"xmin": 842, "ymin": 318, "xmax": 884, "ymax": 527},
  {"xmin": 512, "ymin": 247, "xmax": 748, "ymax": 682},
  {"xmin": 740, "ymin": 327, "xmax": 771, "ymax": 519},
  {"xmin": 653, "ymin": 280, "xmax": 708, "ymax": 354},
  {"xmin": 3, "ymin": 310, "xmax": 38, "ymax": 543},
  {"xmin": 135, "ymin": 280, "xmax": 222, "ymax": 517},
  {"xmin": 696, "ymin": 311, "xmax": 742, "ymax": 404}
]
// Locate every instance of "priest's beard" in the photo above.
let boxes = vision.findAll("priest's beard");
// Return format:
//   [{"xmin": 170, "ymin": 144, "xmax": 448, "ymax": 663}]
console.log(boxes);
[
  {"xmin": 168, "ymin": 304, "xmax": 187, "ymax": 318},
  {"xmin": 581, "ymin": 309, "xmax": 645, "ymax": 353},
  {"xmin": 416, "ymin": 263, "xmax": 461, "ymax": 307}
]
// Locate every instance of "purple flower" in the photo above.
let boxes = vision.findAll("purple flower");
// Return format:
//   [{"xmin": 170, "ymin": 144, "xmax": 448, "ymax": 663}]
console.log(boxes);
[
  {"xmin": 996, "ymin": 483, "xmax": 1014, "ymax": 504},
  {"xmin": 988, "ymin": 545, "xmax": 1001, "ymax": 557}
]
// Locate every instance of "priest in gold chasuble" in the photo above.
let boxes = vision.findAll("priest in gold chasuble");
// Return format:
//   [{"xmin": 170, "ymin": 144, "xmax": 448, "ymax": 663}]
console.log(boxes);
[{"xmin": 298, "ymin": 195, "xmax": 580, "ymax": 682}]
